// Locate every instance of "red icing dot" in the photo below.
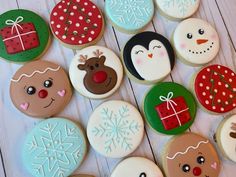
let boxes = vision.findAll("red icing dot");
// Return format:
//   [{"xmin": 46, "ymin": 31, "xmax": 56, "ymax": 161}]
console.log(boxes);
[
  {"xmin": 38, "ymin": 89, "xmax": 48, "ymax": 99},
  {"xmin": 193, "ymin": 167, "xmax": 202, "ymax": 176},
  {"xmin": 93, "ymin": 71, "xmax": 107, "ymax": 83}
]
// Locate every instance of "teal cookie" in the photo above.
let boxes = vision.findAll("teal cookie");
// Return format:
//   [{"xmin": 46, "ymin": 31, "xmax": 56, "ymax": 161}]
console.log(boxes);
[
  {"xmin": 144, "ymin": 82, "xmax": 197, "ymax": 135},
  {"xmin": 0, "ymin": 9, "xmax": 50, "ymax": 62},
  {"xmin": 22, "ymin": 118, "xmax": 87, "ymax": 177}
]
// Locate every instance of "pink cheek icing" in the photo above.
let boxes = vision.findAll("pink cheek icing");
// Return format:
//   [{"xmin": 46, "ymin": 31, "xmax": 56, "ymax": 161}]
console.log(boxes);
[
  {"xmin": 211, "ymin": 34, "xmax": 217, "ymax": 40},
  {"xmin": 159, "ymin": 50, "xmax": 166, "ymax": 57},
  {"xmin": 20, "ymin": 102, "xmax": 29, "ymax": 110},
  {"xmin": 180, "ymin": 43, "xmax": 187, "ymax": 49},
  {"xmin": 136, "ymin": 58, "xmax": 143, "ymax": 65}
]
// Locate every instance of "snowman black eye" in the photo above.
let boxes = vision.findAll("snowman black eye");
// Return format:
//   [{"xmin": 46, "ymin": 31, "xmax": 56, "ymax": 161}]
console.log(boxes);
[
  {"xmin": 187, "ymin": 33, "xmax": 193, "ymax": 39},
  {"xmin": 139, "ymin": 172, "xmax": 146, "ymax": 177},
  {"xmin": 197, "ymin": 156, "xmax": 205, "ymax": 164},
  {"xmin": 199, "ymin": 29, "xmax": 205, "ymax": 35},
  {"xmin": 182, "ymin": 164, "xmax": 191, "ymax": 172},
  {"xmin": 27, "ymin": 86, "xmax": 36, "ymax": 95},
  {"xmin": 153, "ymin": 45, "xmax": 162, "ymax": 49},
  {"xmin": 135, "ymin": 50, "xmax": 144, "ymax": 54}
]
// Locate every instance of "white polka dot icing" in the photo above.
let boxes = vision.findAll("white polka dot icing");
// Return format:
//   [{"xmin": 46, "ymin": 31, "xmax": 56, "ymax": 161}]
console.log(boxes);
[
  {"xmin": 155, "ymin": 0, "xmax": 200, "ymax": 19},
  {"xmin": 173, "ymin": 18, "xmax": 220, "ymax": 66},
  {"xmin": 87, "ymin": 100, "xmax": 144, "ymax": 158}
]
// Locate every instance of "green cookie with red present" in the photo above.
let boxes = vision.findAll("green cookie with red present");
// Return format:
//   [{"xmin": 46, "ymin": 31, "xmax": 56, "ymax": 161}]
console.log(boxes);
[
  {"xmin": 0, "ymin": 9, "xmax": 50, "ymax": 63},
  {"xmin": 143, "ymin": 82, "xmax": 197, "ymax": 135}
]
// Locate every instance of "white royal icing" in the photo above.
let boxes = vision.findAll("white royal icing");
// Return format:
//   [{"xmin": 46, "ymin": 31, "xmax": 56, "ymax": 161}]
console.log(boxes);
[{"xmin": 173, "ymin": 18, "xmax": 220, "ymax": 65}]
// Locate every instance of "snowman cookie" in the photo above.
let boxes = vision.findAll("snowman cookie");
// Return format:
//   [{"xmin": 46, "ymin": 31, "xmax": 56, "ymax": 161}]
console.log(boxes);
[
  {"xmin": 69, "ymin": 46, "xmax": 123, "ymax": 99},
  {"xmin": 0, "ymin": 9, "xmax": 50, "ymax": 62},
  {"xmin": 122, "ymin": 31, "xmax": 175, "ymax": 84},
  {"xmin": 216, "ymin": 115, "xmax": 236, "ymax": 162},
  {"xmin": 173, "ymin": 18, "xmax": 220, "ymax": 66},
  {"xmin": 193, "ymin": 64, "xmax": 236, "ymax": 114},
  {"xmin": 10, "ymin": 60, "xmax": 72, "ymax": 118},
  {"xmin": 105, "ymin": 0, "xmax": 154, "ymax": 33},
  {"xmin": 155, "ymin": 0, "xmax": 200, "ymax": 20},
  {"xmin": 111, "ymin": 157, "xmax": 164, "ymax": 177},
  {"xmin": 144, "ymin": 82, "xmax": 197, "ymax": 135},
  {"xmin": 87, "ymin": 100, "xmax": 144, "ymax": 158},
  {"xmin": 50, "ymin": 0, "xmax": 104, "ymax": 49},
  {"xmin": 163, "ymin": 133, "xmax": 221, "ymax": 177},
  {"xmin": 22, "ymin": 118, "xmax": 87, "ymax": 177}
]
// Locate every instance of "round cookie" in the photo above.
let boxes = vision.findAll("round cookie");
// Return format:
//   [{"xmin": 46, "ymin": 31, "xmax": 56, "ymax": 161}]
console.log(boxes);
[
  {"xmin": 155, "ymin": 0, "xmax": 200, "ymax": 20},
  {"xmin": 0, "ymin": 9, "xmax": 50, "ymax": 62},
  {"xmin": 144, "ymin": 82, "xmax": 197, "ymax": 135},
  {"xmin": 173, "ymin": 18, "xmax": 220, "ymax": 66},
  {"xmin": 10, "ymin": 60, "xmax": 72, "ymax": 118},
  {"xmin": 111, "ymin": 157, "xmax": 164, "ymax": 177},
  {"xmin": 193, "ymin": 64, "xmax": 236, "ymax": 114},
  {"xmin": 122, "ymin": 31, "xmax": 175, "ymax": 84},
  {"xmin": 22, "ymin": 118, "xmax": 87, "ymax": 177},
  {"xmin": 163, "ymin": 133, "xmax": 221, "ymax": 177},
  {"xmin": 50, "ymin": 0, "xmax": 104, "ymax": 49},
  {"xmin": 87, "ymin": 100, "xmax": 144, "ymax": 158},
  {"xmin": 216, "ymin": 115, "xmax": 236, "ymax": 162},
  {"xmin": 105, "ymin": 0, "xmax": 154, "ymax": 33},
  {"xmin": 69, "ymin": 46, "xmax": 123, "ymax": 99}
]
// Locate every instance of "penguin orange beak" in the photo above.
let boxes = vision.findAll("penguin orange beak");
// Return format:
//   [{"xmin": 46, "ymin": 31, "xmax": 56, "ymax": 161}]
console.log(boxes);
[
  {"xmin": 148, "ymin": 53, "xmax": 153, "ymax": 58},
  {"xmin": 196, "ymin": 39, "xmax": 208, "ymax": 45}
]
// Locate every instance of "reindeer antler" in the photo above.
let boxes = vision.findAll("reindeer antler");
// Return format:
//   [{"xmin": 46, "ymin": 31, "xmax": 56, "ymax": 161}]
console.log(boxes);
[
  {"xmin": 93, "ymin": 49, "xmax": 103, "ymax": 58},
  {"xmin": 231, "ymin": 122, "xmax": 236, "ymax": 131},
  {"xmin": 79, "ymin": 55, "xmax": 88, "ymax": 63}
]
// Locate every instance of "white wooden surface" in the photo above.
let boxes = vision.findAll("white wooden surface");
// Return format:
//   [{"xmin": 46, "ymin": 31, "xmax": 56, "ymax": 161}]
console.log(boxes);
[{"xmin": 0, "ymin": 0, "xmax": 236, "ymax": 177}]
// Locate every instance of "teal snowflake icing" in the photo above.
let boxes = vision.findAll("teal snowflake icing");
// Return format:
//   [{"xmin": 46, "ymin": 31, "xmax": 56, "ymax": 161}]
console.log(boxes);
[
  {"xmin": 26, "ymin": 122, "xmax": 85, "ymax": 177},
  {"xmin": 162, "ymin": 0, "xmax": 197, "ymax": 16},
  {"xmin": 92, "ymin": 105, "xmax": 142, "ymax": 153}
]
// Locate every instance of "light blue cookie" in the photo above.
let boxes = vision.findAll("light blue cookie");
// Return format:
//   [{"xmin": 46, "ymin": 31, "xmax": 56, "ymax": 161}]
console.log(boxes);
[
  {"xmin": 22, "ymin": 118, "xmax": 87, "ymax": 177},
  {"xmin": 105, "ymin": 0, "xmax": 154, "ymax": 33}
]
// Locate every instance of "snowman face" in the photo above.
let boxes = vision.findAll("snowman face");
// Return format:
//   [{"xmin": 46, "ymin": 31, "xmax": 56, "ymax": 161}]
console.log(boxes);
[{"xmin": 174, "ymin": 18, "xmax": 220, "ymax": 65}]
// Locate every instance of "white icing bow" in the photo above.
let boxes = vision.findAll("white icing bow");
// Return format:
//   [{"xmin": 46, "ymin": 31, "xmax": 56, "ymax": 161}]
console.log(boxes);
[
  {"xmin": 5, "ymin": 16, "xmax": 24, "ymax": 34},
  {"xmin": 159, "ymin": 92, "xmax": 177, "ymax": 110}
]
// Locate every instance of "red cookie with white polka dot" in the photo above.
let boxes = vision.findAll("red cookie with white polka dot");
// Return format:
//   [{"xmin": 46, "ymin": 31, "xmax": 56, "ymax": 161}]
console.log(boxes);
[
  {"xmin": 50, "ymin": 0, "xmax": 104, "ymax": 49},
  {"xmin": 193, "ymin": 64, "xmax": 236, "ymax": 114}
]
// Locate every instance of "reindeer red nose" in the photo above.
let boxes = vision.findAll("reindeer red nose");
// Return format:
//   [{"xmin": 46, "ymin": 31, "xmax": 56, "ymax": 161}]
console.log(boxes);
[
  {"xmin": 196, "ymin": 39, "xmax": 208, "ymax": 45},
  {"xmin": 93, "ymin": 71, "xmax": 107, "ymax": 83},
  {"xmin": 193, "ymin": 167, "xmax": 202, "ymax": 176},
  {"xmin": 38, "ymin": 89, "xmax": 48, "ymax": 99}
]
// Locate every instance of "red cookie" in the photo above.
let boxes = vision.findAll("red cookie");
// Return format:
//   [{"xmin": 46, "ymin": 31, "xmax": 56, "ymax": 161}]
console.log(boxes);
[
  {"xmin": 50, "ymin": 0, "xmax": 104, "ymax": 49},
  {"xmin": 194, "ymin": 64, "xmax": 236, "ymax": 114}
]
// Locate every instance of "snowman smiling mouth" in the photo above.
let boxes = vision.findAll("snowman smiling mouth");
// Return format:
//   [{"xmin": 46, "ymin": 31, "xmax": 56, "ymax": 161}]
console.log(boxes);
[{"xmin": 188, "ymin": 39, "xmax": 214, "ymax": 55}]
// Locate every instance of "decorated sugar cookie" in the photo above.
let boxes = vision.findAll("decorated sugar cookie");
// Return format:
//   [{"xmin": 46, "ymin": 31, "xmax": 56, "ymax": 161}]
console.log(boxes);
[
  {"xmin": 122, "ymin": 31, "xmax": 175, "ymax": 84},
  {"xmin": 105, "ymin": 0, "xmax": 154, "ymax": 33},
  {"xmin": 173, "ymin": 18, "xmax": 220, "ymax": 66},
  {"xmin": 69, "ymin": 46, "xmax": 123, "ymax": 99},
  {"xmin": 23, "ymin": 118, "xmax": 87, "ymax": 177},
  {"xmin": 155, "ymin": 0, "xmax": 200, "ymax": 20},
  {"xmin": 87, "ymin": 100, "xmax": 144, "ymax": 158},
  {"xmin": 216, "ymin": 115, "xmax": 236, "ymax": 162},
  {"xmin": 163, "ymin": 133, "xmax": 220, "ymax": 177},
  {"xmin": 144, "ymin": 82, "xmax": 196, "ymax": 135},
  {"xmin": 50, "ymin": 0, "xmax": 104, "ymax": 49},
  {"xmin": 10, "ymin": 61, "xmax": 72, "ymax": 118},
  {"xmin": 111, "ymin": 157, "xmax": 163, "ymax": 177},
  {"xmin": 194, "ymin": 65, "xmax": 236, "ymax": 114},
  {"xmin": 0, "ymin": 9, "xmax": 50, "ymax": 62}
]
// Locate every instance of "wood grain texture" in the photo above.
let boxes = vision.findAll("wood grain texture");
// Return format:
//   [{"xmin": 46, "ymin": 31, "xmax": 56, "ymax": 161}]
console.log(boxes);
[{"xmin": 0, "ymin": 0, "xmax": 235, "ymax": 177}]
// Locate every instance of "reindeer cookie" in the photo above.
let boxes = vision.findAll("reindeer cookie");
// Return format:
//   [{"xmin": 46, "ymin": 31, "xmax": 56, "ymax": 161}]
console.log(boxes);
[
  {"xmin": 10, "ymin": 60, "xmax": 72, "ymax": 118},
  {"xmin": 69, "ymin": 46, "xmax": 123, "ymax": 99},
  {"xmin": 163, "ymin": 133, "xmax": 221, "ymax": 177},
  {"xmin": 216, "ymin": 115, "xmax": 236, "ymax": 162}
]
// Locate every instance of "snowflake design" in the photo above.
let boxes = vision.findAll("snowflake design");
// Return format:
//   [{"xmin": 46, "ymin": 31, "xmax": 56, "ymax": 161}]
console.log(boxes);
[
  {"xmin": 92, "ymin": 105, "xmax": 142, "ymax": 153},
  {"xmin": 108, "ymin": 0, "xmax": 153, "ymax": 27},
  {"xmin": 162, "ymin": 0, "xmax": 197, "ymax": 16},
  {"xmin": 26, "ymin": 121, "xmax": 85, "ymax": 177}
]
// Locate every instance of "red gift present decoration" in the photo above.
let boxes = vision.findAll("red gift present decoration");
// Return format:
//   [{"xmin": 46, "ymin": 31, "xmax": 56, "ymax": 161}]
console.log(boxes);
[
  {"xmin": 155, "ymin": 92, "xmax": 191, "ymax": 130},
  {"xmin": 0, "ymin": 16, "xmax": 39, "ymax": 54}
]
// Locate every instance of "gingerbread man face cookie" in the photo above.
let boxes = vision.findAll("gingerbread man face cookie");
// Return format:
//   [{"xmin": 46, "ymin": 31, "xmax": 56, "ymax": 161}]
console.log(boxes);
[
  {"xmin": 69, "ymin": 46, "xmax": 123, "ymax": 99},
  {"xmin": 163, "ymin": 133, "xmax": 221, "ymax": 177},
  {"xmin": 10, "ymin": 61, "xmax": 72, "ymax": 118},
  {"xmin": 173, "ymin": 18, "xmax": 220, "ymax": 66}
]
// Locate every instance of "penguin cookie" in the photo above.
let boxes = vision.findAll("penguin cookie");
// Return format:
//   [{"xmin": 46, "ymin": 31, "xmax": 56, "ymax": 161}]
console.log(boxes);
[
  {"xmin": 122, "ymin": 31, "xmax": 175, "ymax": 84},
  {"xmin": 173, "ymin": 18, "xmax": 220, "ymax": 66},
  {"xmin": 69, "ymin": 46, "xmax": 123, "ymax": 99},
  {"xmin": 10, "ymin": 60, "xmax": 72, "ymax": 118}
]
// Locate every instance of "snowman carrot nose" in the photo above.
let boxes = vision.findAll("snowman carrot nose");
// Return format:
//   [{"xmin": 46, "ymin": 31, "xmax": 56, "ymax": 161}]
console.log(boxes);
[
  {"xmin": 196, "ymin": 39, "xmax": 208, "ymax": 45},
  {"xmin": 148, "ymin": 53, "xmax": 153, "ymax": 58}
]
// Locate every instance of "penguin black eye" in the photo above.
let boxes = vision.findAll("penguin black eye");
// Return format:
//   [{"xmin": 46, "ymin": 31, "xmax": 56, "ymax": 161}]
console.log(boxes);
[
  {"xmin": 199, "ymin": 29, "xmax": 204, "ymax": 35},
  {"xmin": 135, "ymin": 50, "xmax": 144, "ymax": 54},
  {"xmin": 27, "ymin": 86, "xmax": 36, "ymax": 95},
  {"xmin": 187, "ymin": 33, "xmax": 193, "ymax": 39},
  {"xmin": 197, "ymin": 156, "xmax": 205, "ymax": 164},
  {"xmin": 182, "ymin": 164, "xmax": 191, "ymax": 172},
  {"xmin": 44, "ymin": 80, "xmax": 53, "ymax": 88}
]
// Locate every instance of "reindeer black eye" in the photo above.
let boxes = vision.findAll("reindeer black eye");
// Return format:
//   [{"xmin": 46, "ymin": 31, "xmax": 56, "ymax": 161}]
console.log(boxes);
[
  {"xmin": 44, "ymin": 80, "xmax": 53, "ymax": 88},
  {"xmin": 90, "ymin": 66, "xmax": 94, "ymax": 70},
  {"xmin": 182, "ymin": 164, "xmax": 191, "ymax": 172},
  {"xmin": 197, "ymin": 156, "xmax": 205, "ymax": 164},
  {"xmin": 95, "ymin": 63, "xmax": 99, "ymax": 67},
  {"xmin": 27, "ymin": 86, "xmax": 36, "ymax": 95}
]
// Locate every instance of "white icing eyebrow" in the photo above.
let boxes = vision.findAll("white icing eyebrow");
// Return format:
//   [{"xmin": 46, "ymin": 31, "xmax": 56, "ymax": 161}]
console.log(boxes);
[
  {"xmin": 167, "ymin": 140, "xmax": 209, "ymax": 160},
  {"xmin": 11, "ymin": 66, "xmax": 61, "ymax": 83}
]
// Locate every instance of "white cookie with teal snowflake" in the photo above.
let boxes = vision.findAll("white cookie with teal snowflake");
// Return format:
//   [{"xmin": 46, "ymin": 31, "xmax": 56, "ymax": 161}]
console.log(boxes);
[
  {"xmin": 155, "ymin": 0, "xmax": 200, "ymax": 20},
  {"xmin": 22, "ymin": 118, "xmax": 87, "ymax": 177},
  {"xmin": 87, "ymin": 100, "xmax": 144, "ymax": 158}
]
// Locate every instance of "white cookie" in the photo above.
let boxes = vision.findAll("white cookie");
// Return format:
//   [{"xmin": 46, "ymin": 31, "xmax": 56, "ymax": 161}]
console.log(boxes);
[
  {"xmin": 111, "ymin": 157, "xmax": 164, "ymax": 177},
  {"xmin": 69, "ymin": 46, "xmax": 123, "ymax": 99},
  {"xmin": 155, "ymin": 0, "xmax": 200, "ymax": 20},
  {"xmin": 87, "ymin": 100, "xmax": 144, "ymax": 158},
  {"xmin": 173, "ymin": 18, "xmax": 220, "ymax": 66},
  {"xmin": 216, "ymin": 115, "xmax": 236, "ymax": 162}
]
